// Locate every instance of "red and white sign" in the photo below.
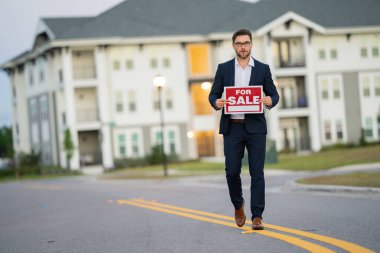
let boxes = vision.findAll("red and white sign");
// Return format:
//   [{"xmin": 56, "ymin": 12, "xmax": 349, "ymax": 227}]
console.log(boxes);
[{"xmin": 224, "ymin": 86, "xmax": 263, "ymax": 114}]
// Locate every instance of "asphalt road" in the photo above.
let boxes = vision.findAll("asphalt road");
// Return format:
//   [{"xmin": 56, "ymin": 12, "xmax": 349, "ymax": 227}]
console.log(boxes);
[{"xmin": 0, "ymin": 170, "xmax": 379, "ymax": 253}]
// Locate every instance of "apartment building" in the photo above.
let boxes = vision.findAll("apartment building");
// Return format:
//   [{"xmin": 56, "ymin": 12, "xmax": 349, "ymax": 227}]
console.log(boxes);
[{"xmin": 2, "ymin": 0, "xmax": 380, "ymax": 170}]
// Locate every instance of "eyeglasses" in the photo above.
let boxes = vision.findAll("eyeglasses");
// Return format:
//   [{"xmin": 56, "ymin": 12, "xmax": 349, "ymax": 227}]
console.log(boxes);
[{"xmin": 234, "ymin": 41, "xmax": 251, "ymax": 47}]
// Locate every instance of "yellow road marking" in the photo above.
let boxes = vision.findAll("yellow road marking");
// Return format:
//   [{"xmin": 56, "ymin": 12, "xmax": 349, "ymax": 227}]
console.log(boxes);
[
  {"xmin": 115, "ymin": 199, "xmax": 334, "ymax": 253},
  {"xmin": 130, "ymin": 198, "xmax": 375, "ymax": 253}
]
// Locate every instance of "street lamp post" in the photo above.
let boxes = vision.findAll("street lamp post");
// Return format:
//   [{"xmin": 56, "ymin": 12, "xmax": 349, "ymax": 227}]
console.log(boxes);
[{"xmin": 153, "ymin": 75, "xmax": 168, "ymax": 176}]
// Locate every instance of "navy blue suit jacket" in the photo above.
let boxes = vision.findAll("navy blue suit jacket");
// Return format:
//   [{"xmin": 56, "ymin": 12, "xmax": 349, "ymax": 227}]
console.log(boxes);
[{"xmin": 209, "ymin": 58, "xmax": 279, "ymax": 134}]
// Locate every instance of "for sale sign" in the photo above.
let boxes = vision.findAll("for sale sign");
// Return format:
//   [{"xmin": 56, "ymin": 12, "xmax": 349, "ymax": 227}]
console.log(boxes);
[{"xmin": 224, "ymin": 86, "xmax": 263, "ymax": 114}]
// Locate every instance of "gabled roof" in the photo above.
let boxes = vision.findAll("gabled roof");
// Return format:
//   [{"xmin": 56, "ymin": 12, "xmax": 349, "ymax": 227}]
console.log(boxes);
[
  {"xmin": 2, "ymin": 0, "xmax": 380, "ymax": 69},
  {"xmin": 6, "ymin": 51, "xmax": 30, "ymax": 65},
  {"xmin": 258, "ymin": 0, "xmax": 380, "ymax": 28},
  {"xmin": 212, "ymin": 0, "xmax": 380, "ymax": 33},
  {"xmin": 47, "ymin": 0, "xmax": 380, "ymax": 40},
  {"xmin": 41, "ymin": 17, "xmax": 94, "ymax": 39},
  {"xmin": 57, "ymin": 0, "xmax": 250, "ymax": 39}
]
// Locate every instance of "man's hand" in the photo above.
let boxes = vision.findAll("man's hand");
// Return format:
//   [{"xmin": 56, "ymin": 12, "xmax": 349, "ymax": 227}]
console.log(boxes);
[
  {"xmin": 215, "ymin": 99, "xmax": 229, "ymax": 109},
  {"xmin": 260, "ymin": 96, "xmax": 272, "ymax": 107}
]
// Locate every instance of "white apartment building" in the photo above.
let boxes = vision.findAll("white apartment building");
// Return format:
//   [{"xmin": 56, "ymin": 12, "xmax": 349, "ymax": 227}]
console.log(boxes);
[{"xmin": 2, "ymin": 0, "xmax": 380, "ymax": 170}]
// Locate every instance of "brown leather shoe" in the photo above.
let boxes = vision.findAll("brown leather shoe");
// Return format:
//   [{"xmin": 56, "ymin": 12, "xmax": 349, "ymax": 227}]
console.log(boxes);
[
  {"xmin": 252, "ymin": 217, "xmax": 264, "ymax": 230},
  {"xmin": 234, "ymin": 201, "xmax": 246, "ymax": 227}
]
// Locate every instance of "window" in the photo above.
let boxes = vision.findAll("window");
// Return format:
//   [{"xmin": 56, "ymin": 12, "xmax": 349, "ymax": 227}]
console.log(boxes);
[
  {"xmin": 166, "ymin": 88, "xmax": 173, "ymax": 109},
  {"xmin": 332, "ymin": 78, "xmax": 340, "ymax": 98},
  {"xmin": 33, "ymin": 143, "xmax": 41, "ymax": 154},
  {"xmin": 363, "ymin": 77, "xmax": 370, "ymax": 97},
  {"xmin": 188, "ymin": 44, "xmax": 210, "ymax": 76},
  {"xmin": 132, "ymin": 133, "xmax": 139, "ymax": 156},
  {"xmin": 364, "ymin": 117, "xmax": 373, "ymax": 138},
  {"xmin": 361, "ymin": 48, "xmax": 368, "ymax": 58},
  {"xmin": 39, "ymin": 70, "xmax": 44, "ymax": 82},
  {"xmin": 62, "ymin": 112, "xmax": 66, "ymax": 126},
  {"xmin": 153, "ymin": 89, "xmax": 160, "ymax": 110},
  {"xmin": 336, "ymin": 120, "xmax": 343, "ymax": 140},
  {"xmin": 12, "ymin": 86, "xmax": 16, "ymax": 99},
  {"xmin": 59, "ymin": 69, "xmax": 63, "ymax": 83},
  {"xmin": 126, "ymin": 59, "xmax": 134, "ymax": 70},
  {"xmin": 163, "ymin": 58, "xmax": 170, "ymax": 68},
  {"xmin": 321, "ymin": 79, "xmax": 328, "ymax": 99},
  {"xmin": 155, "ymin": 132, "xmax": 162, "ymax": 145},
  {"xmin": 30, "ymin": 100, "xmax": 38, "ymax": 122},
  {"xmin": 324, "ymin": 121, "xmax": 331, "ymax": 141},
  {"xmin": 330, "ymin": 49, "xmax": 337, "ymax": 59},
  {"xmin": 29, "ymin": 67, "xmax": 34, "ymax": 86},
  {"xmin": 115, "ymin": 92, "xmax": 123, "ymax": 112},
  {"xmin": 118, "ymin": 134, "xmax": 126, "ymax": 156},
  {"xmin": 375, "ymin": 76, "xmax": 380, "ymax": 96},
  {"xmin": 377, "ymin": 114, "xmax": 380, "ymax": 137},
  {"xmin": 318, "ymin": 49, "xmax": 326, "ymax": 60},
  {"xmin": 40, "ymin": 97, "xmax": 48, "ymax": 120},
  {"xmin": 128, "ymin": 90, "xmax": 137, "ymax": 112},
  {"xmin": 38, "ymin": 58, "xmax": 44, "ymax": 83},
  {"xmin": 150, "ymin": 58, "xmax": 158, "ymax": 69},
  {"xmin": 372, "ymin": 47, "xmax": 379, "ymax": 57},
  {"xmin": 168, "ymin": 131, "xmax": 176, "ymax": 154},
  {"xmin": 113, "ymin": 60, "xmax": 120, "ymax": 71}
]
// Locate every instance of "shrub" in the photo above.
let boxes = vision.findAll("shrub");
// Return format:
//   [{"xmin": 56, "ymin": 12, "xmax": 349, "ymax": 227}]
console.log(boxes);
[
  {"xmin": 112, "ymin": 145, "xmax": 180, "ymax": 170},
  {"xmin": 18, "ymin": 150, "xmax": 41, "ymax": 175},
  {"xmin": 114, "ymin": 157, "xmax": 149, "ymax": 169}
]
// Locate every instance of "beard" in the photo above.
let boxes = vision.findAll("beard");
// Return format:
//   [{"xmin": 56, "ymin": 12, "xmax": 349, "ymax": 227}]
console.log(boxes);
[{"xmin": 235, "ymin": 48, "xmax": 251, "ymax": 60}]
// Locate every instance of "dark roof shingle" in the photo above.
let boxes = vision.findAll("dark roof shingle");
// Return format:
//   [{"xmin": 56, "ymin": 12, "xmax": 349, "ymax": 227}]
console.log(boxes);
[{"xmin": 39, "ymin": 0, "xmax": 380, "ymax": 40}]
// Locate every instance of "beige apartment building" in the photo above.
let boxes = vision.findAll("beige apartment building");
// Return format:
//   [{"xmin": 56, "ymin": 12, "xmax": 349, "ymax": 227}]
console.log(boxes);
[{"xmin": 1, "ymin": 0, "xmax": 380, "ymax": 170}]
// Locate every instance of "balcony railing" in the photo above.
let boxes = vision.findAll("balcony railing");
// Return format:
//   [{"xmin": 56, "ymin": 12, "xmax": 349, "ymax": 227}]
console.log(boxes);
[
  {"xmin": 280, "ymin": 96, "xmax": 308, "ymax": 109},
  {"xmin": 276, "ymin": 59, "xmax": 306, "ymax": 68},
  {"xmin": 282, "ymin": 136, "xmax": 311, "ymax": 152},
  {"xmin": 273, "ymin": 38, "xmax": 306, "ymax": 68},
  {"xmin": 73, "ymin": 65, "xmax": 96, "ymax": 80},
  {"xmin": 76, "ymin": 108, "xmax": 99, "ymax": 123}
]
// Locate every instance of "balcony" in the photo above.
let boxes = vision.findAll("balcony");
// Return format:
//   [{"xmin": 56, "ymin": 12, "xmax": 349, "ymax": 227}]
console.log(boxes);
[
  {"xmin": 279, "ymin": 117, "xmax": 311, "ymax": 152},
  {"xmin": 278, "ymin": 77, "xmax": 308, "ymax": 109},
  {"xmin": 76, "ymin": 107, "xmax": 99, "ymax": 123},
  {"xmin": 74, "ymin": 87, "xmax": 99, "ymax": 123},
  {"xmin": 273, "ymin": 38, "xmax": 305, "ymax": 68},
  {"xmin": 280, "ymin": 95, "xmax": 308, "ymax": 109},
  {"xmin": 72, "ymin": 50, "xmax": 96, "ymax": 80},
  {"xmin": 73, "ymin": 66, "xmax": 96, "ymax": 80}
]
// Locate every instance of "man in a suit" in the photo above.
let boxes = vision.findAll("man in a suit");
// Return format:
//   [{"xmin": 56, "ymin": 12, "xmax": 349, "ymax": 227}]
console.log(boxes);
[{"xmin": 209, "ymin": 28, "xmax": 279, "ymax": 230}]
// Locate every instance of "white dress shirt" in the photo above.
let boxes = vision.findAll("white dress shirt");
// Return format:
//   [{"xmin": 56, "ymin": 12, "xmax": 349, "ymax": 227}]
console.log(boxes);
[{"xmin": 230, "ymin": 56, "xmax": 255, "ymax": 120}]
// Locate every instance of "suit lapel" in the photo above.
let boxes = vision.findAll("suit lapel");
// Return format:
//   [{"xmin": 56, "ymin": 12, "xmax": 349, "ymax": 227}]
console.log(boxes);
[
  {"xmin": 249, "ymin": 58, "xmax": 256, "ymax": 86},
  {"xmin": 228, "ymin": 59, "xmax": 235, "ymax": 87}
]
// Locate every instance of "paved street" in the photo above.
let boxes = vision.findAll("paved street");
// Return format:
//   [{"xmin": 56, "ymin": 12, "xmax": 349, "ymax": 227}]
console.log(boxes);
[{"xmin": 0, "ymin": 169, "xmax": 379, "ymax": 253}]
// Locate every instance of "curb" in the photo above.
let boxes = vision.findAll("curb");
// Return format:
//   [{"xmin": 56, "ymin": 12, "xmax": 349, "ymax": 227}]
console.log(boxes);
[
  {"xmin": 281, "ymin": 162, "xmax": 380, "ymax": 194},
  {"xmin": 286, "ymin": 179, "xmax": 380, "ymax": 194}
]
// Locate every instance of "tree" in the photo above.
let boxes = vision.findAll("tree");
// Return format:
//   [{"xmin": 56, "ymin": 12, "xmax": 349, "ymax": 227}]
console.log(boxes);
[
  {"xmin": 63, "ymin": 129, "xmax": 74, "ymax": 170},
  {"xmin": 0, "ymin": 126, "xmax": 14, "ymax": 159},
  {"xmin": 0, "ymin": 126, "xmax": 15, "ymax": 177}
]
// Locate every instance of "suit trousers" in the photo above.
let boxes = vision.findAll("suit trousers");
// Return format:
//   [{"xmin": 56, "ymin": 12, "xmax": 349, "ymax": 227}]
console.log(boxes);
[{"xmin": 223, "ymin": 122, "xmax": 266, "ymax": 219}]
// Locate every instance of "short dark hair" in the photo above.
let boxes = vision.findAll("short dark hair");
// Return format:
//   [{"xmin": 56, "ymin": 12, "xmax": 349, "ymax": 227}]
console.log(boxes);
[{"xmin": 232, "ymin": 29, "xmax": 252, "ymax": 43}]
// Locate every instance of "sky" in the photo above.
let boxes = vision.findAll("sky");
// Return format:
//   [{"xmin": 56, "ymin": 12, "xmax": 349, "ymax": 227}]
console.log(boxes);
[{"xmin": 0, "ymin": 0, "xmax": 124, "ymax": 127}]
